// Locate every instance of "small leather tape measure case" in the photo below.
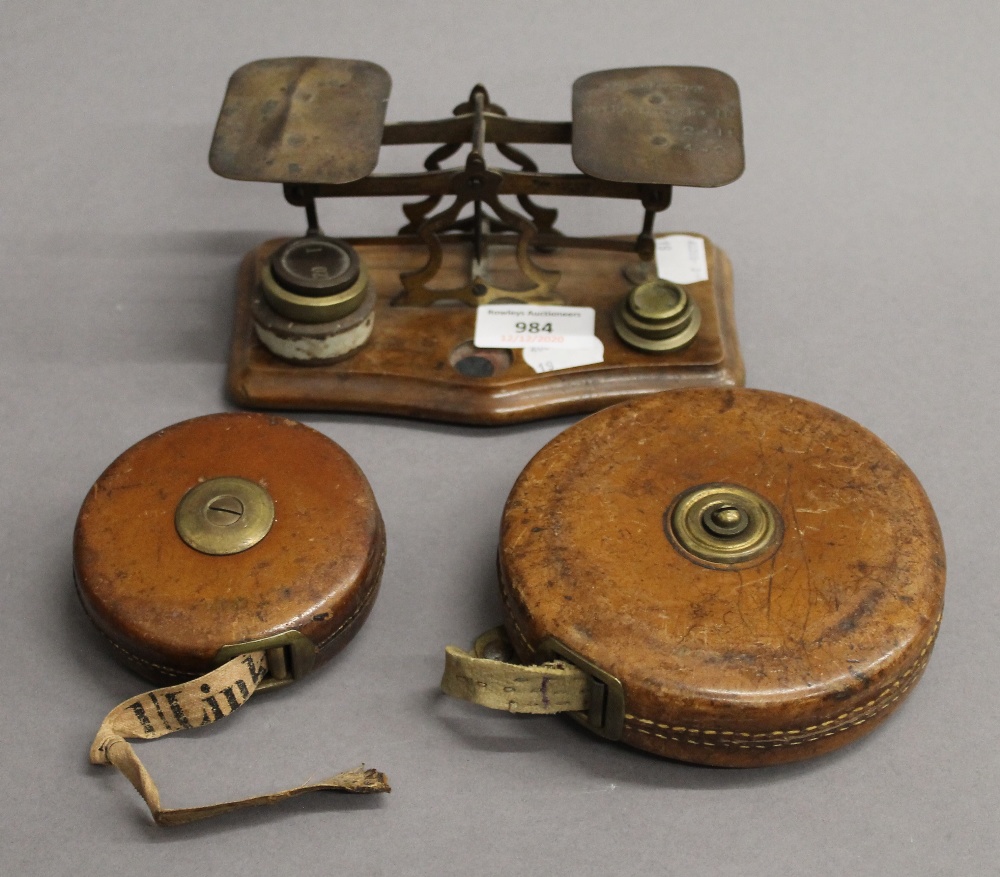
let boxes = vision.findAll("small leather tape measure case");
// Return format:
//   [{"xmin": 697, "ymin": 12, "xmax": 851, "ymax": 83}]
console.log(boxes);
[
  {"xmin": 75, "ymin": 412, "xmax": 388, "ymax": 824},
  {"xmin": 442, "ymin": 388, "xmax": 945, "ymax": 766}
]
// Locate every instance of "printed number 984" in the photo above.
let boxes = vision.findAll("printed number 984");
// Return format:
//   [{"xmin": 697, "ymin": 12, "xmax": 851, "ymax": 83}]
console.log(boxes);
[{"xmin": 515, "ymin": 322, "xmax": 553, "ymax": 333}]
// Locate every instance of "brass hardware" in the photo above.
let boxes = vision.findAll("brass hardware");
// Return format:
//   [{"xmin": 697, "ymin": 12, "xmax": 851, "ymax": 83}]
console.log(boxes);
[
  {"xmin": 666, "ymin": 482, "xmax": 782, "ymax": 569},
  {"xmin": 211, "ymin": 60, "xmax": 747, "ymax": 419},
  {"xmin": 175, "ymin": 476, "xmax": 275, "ymax": 556},
  {"xmin": 613, "ymin": 278, "xmax": 701, "ymax": 352},
  {"xmin": 271, "ymin": 235, "xmax": 361, "ymax": 296},
  {"xmin": 537, "ymin": 637, "xmax": 625, "ymax": 740},
  {"xmin": 211, "ymin": 60, "xmax": 744, "ymax": 304},
  {"xmin": 215, "ymin": 630, "xmax": 317, "ymax": 692},
  {"xmin": 209, "ymin": 58, "xmax": 392, "ymax": 186},
  {"xmin": 261, "ymin": 237, "xmax": 369, "ymax": 324},
  {"xmin": 572, "ymin": 67, "xmax": 744, "ymax": 188},
  {"xmin": 473, "ymin": 626, "xmax": 516, "ymax": 663},
  {"xmin": 396, "ymin": 86, "xmax": 561, "ymax": 306}
]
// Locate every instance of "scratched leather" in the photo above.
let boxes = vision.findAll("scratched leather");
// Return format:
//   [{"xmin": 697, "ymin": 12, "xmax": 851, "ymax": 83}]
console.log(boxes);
[{"xmin": 498, "ymin": 388, "xmax": 945, "ymax": 766}]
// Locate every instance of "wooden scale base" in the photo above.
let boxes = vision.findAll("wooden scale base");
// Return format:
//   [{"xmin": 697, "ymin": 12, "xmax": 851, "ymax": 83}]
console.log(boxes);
[{"xmin": 226, "ymin": 234, "xmax": 744, "ymax": 425}]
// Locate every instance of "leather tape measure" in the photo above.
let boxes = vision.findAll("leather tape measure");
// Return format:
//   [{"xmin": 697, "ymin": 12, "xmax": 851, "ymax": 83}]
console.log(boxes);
[
  {"xmin": 75, "ymin": 412, "xmax": 388, "ymax": 824},
  {"xmin": 443, "ymin": 388, "xmax": 945, "ymax": 766}
]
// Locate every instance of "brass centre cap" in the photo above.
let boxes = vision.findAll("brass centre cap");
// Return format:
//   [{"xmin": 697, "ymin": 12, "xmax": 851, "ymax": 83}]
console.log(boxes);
[
  {"xmin": 667, "ymin": 482, "xmax": 783, "ymax": 568},
  {"xmin": 175, "ymin": 476, "xmax": 275, "ymax": 556}
]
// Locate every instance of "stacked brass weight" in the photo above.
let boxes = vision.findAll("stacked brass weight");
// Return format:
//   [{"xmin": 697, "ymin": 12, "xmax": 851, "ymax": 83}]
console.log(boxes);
[
  {"xmin": 613, "ymin": 278, "xmax": 701, "ymax": 352},
  {"xmin": 252, "ymin": 235, "xmax": 376, "ymax": 364}
]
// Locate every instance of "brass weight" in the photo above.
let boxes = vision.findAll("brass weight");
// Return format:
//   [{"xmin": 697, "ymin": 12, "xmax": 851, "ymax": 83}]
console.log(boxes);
[
  {"xmin": 613, "ymin": 278, "xmax": 701, "ymax": 352},
  {"xmin": 251, "ymin": 235, "xmax": 377, "ymax": 364},
  {"xmin": 262, "ymin": 236, "xmax": 369, "ymax": 324}
]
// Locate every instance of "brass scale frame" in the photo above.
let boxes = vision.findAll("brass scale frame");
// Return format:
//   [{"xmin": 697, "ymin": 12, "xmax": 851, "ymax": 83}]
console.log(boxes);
[{"xmin": 210, "ymin": 59, "xmax": 746, "ymax": 422}]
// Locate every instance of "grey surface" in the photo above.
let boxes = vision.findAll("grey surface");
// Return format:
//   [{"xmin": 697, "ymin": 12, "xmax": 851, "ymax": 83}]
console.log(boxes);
[{"xmin": 2, "ymin": 2, "xmax": 997, "ymax": 874}]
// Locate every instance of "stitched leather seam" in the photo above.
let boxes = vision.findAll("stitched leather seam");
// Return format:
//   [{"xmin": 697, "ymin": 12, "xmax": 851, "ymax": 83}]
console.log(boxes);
[
  {"xmin": 623, "ymin": 619, "xmax": 939, "ymax": 747},
  {"xmin": 76, "ymin": 528, "xmax": 386, "ymax": 679},
  {"xmin": 626, "ymin": 653, "xmax": 929, "ymax": 748},
  {"xmin": 75, "ymin": 570, "xmax": 195, "ymax": 678},
  {"xmin": 101, "ymin": 567, "xmax": 383, "ymax": 676},
  {"xmin": 498, "ymin": 567, "xmax": 534, "ymax": 656},
  {"xmin": 497, "ymin": 567, "xmax": 942, "ymax": 746},
  {"xmin": 99, "ymin": 633, "xmax": 195, "ymax": 679},
  {"xmin": 314, "ymin": 542, "xmax": 385, "ymax": 650}
]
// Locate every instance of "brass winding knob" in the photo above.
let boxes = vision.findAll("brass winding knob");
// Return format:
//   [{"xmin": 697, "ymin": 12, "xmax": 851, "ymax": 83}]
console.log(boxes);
[
  {"xmin": 666, "ymin": 483, "xmax": 782, "ymax": 569},
  {"xmin": 175, "ymin": 476, "xmax": 275, "ymax": 556}
]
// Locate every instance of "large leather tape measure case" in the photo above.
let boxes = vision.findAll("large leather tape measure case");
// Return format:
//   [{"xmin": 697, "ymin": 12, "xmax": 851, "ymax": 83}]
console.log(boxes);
[{"xmin": 475, "ymin": 388, "xmax": 944, "ymax": 766}]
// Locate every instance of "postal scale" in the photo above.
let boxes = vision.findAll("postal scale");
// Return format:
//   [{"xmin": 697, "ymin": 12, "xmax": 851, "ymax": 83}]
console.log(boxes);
[{"xmin": 209, "ymin": 58, "xmax": 746, "ymax": 424}]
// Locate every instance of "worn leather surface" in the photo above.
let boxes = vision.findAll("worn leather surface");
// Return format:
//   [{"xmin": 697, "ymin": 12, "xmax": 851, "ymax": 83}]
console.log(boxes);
[
  {"xmin": 74, "ymin": 412, "xmax": 385, "ymax": 683},
  {"xmin": 499, "ymin": 388, "xmax": 945, "ymax": 766}
]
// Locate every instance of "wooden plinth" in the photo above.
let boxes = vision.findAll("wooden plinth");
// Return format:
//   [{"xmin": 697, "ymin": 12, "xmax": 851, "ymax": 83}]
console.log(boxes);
[{"xmin": 226, "ymin": 234, "xmax": 745, "ymax": 425}]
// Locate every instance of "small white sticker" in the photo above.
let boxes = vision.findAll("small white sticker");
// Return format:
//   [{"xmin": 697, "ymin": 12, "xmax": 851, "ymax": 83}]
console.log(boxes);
[
  {"xmin": 655, "ymin": 234, "xmax": 709, "ymax": 285},
  {"xmin": 523, "ymin": 337, "xmax": 605, "ymax": 374},
  {"xmin": 474, "ymin": 304, "xmax": 596, "ymax": 349}
]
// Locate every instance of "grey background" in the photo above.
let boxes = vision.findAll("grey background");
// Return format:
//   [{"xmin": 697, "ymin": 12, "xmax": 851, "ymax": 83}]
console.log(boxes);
[{"xmin": 2, "ymin": 2, "xmax": 997, "ymax": 874}]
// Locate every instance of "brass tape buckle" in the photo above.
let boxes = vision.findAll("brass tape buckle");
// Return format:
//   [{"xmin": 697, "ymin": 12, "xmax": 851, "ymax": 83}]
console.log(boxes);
[
  {"xmin": 537, "ymin": 638, "xmax": 625, "ymax": 740},
  {"xmin": 215, "ymin": 630, "xmax": 316, "ymax": 692}
]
